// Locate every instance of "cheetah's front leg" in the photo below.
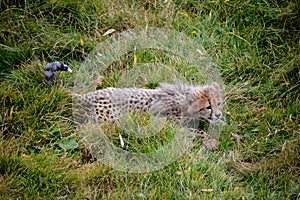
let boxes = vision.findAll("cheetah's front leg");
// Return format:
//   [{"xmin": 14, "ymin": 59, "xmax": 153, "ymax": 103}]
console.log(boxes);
[{"xmin": 188, "ymin": 128, "xmax": 219, "ymax": 150}]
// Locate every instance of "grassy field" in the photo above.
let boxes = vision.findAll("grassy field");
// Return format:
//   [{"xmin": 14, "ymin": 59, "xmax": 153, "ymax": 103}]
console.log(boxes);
[{"xmin": 0, "ymin": 0, "xmax": 299, "ymax": 199}]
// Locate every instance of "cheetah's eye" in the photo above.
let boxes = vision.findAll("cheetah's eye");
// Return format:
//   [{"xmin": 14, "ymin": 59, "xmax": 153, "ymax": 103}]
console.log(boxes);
[
  {"xmin": 218, "ymin": 103, "xmax": 221, "ymax": 108},
  {"xmin": 206, "ymin": 105, "xmax": 212, "ymax": 110}
]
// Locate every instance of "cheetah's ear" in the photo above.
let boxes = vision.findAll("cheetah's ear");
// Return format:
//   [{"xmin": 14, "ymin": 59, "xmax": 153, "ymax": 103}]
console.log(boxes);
[
  {"xmin": 185, "ymin": 91, "xmax": 195, "ymax": 104},
  {"xmin": 211, "ymin": 82, "xmax": 220, "ymax": 89}
]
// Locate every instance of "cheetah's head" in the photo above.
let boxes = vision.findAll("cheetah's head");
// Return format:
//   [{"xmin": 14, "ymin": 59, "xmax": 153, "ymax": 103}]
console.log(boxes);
[{"xmin": 185, "ymin": 82, "xmax": 223, "ymax": 124}]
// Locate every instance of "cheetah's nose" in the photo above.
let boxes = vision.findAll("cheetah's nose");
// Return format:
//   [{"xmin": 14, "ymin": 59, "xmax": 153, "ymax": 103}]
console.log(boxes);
[{"xmin": 215, "ymin": 113, "xmax": 222, "ymax": 119}]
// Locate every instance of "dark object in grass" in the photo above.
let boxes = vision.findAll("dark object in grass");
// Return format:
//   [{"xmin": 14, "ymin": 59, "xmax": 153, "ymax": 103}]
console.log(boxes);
[{"xmin": 43, "ymin": 61, "xmax": 72, "ymax": 85}]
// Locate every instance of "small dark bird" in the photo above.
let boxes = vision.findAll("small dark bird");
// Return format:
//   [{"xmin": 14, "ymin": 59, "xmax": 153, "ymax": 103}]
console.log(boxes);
[{"xmin": 43, "ymin": 61, "xmax": 72, "ymax": 85}]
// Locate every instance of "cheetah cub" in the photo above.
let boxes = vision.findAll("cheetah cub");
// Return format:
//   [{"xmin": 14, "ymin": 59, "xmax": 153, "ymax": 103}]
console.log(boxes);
[{"xmin": 73, "ymin": 82, "xmax": 223, "ymax": 138}]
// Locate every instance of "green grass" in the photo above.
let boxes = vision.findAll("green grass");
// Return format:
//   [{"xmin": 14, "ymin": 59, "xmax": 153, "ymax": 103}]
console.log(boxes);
[{"xmin": 1, "ymin": 0, "xmax": 299, "ymax": 199}]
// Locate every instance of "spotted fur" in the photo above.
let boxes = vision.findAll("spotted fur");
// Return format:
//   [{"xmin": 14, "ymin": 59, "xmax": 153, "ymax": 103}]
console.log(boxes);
[{"xmin": 73, "ymin": 82, "xmax": 223, "ymax": 128}]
